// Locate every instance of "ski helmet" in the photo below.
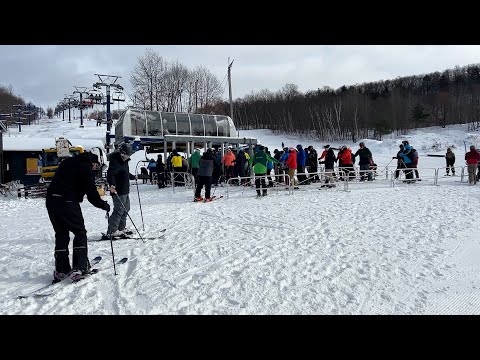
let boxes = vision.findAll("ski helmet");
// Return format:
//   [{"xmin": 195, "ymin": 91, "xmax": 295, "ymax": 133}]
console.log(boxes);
[{"xmin": 119, "ymin": 143, "xmax": 134, "ymax": 156}]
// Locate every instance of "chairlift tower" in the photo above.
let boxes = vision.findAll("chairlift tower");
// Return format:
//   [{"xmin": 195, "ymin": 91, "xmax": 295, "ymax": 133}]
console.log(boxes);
[
  {"xmin": 73, "ymin": 86, "xmax": 89, "ymax": 128},
  {"xmin": 64, "ymin": 95, "xmax": 75, "ymax": 123},
  {"xmin": 93, "ymin": 74, "xmax": 123, "ymax": 153}
]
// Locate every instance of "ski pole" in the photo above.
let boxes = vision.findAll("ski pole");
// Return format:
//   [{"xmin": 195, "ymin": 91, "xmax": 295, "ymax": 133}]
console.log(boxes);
[
  {"xmin": 134, "ymin": 161, "xmax": 146, "ymax": 231},
  {"xmin": 113, "ymin": 192, "xmax": 145, "ymax": 243},
  {"xmin": 135, "ymin": 176, "xmax": 145, "ymax": 231},
  {"xmin": 106, "ymin": 211, "xmax": 117, "ymax": 275}
]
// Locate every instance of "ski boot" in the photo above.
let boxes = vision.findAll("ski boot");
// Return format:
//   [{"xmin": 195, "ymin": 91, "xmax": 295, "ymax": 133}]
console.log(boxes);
[{"xmin": 194, "ymin": 196, "xmax": 204, "ymax": 202}]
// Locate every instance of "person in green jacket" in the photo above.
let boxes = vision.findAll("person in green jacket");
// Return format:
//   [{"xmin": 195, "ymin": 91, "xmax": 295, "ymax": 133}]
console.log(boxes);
[
  {"xmin": 188, "ymin": 148, "xmax": 202, "ymax": 179},
  {"xmin": 249, "ymin": 146, "xmax": 280, "ymax": 197}
]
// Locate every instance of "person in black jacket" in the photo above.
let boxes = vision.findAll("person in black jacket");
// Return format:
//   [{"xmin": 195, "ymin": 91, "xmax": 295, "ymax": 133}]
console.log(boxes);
[
  {"xmin": 103, "ymin": 143, "xmax": 136, "ymax": 239},
  {"xmin": 46, "ymin": 150, "xmax": 110, "ymax": 283},
  {"xmin": 194, "ymin": 148, "xmax": 220, "ymax": 202},
  {"xmin": 155, "ymin": 154, "xmax": 166, "ymax": 188}
]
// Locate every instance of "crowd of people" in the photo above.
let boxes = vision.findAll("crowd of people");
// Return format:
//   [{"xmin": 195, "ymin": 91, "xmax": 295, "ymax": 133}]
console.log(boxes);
[{"xmin": 137, "ymin": 140, "xmax": 480, "ymax": 198}]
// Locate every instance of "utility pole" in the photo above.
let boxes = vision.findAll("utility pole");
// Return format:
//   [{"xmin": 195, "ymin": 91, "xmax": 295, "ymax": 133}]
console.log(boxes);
[
  {"xmin": 0, "ymin": 117, "xmax": 6, "ymax": 184},
  {"xmin": 228, "ymin": 59, "xmax": 234, "ymax": 120},
  {"xmin": 150, "ymin": 76, "xmax": 153, "ymax": 111},
  {"xmin": 73, "ymin": 86, "xmax": 88, "ymax": 128},
  {"xmin": 195, "ymin": 79, "xmax": 198, "ymax": 113},
  {"xmin": 93, "ymin": 74, "xmax": 123, "ymax": 153}
]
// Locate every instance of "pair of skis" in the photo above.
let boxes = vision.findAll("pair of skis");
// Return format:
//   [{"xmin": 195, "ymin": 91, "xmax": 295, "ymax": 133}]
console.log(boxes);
[
  {"xmin": 16, "ymin": 255, "xmax": 127, "ymax": 299},
  {"xmin": 91, "ymin": 228, "xmax": 167, "ymax": 242},
  {"xmin": 194, "ymin": 195, "xmax": 223, "ymax": 203}
]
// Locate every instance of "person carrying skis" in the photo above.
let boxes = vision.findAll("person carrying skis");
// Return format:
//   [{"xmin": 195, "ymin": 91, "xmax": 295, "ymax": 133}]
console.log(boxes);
[
  {"xmin": 194, "ymin": 148, "xmax": 220, "ymax": 202},
  {"xmin": 103, "ymin": 143, "xmax": 136, "ymax": 240},
  {"xmin": 46, "ymin": 149, "xmax": 110, "ymax": 283},
  {"xmin": 445, "ymin": 147, "xmax": 455, "ymax": 176}
]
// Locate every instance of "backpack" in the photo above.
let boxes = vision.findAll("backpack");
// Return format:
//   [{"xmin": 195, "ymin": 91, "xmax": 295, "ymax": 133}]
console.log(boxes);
[
  {"xmin": 326, "ymin": 149, "xmax": 335, "ymax": 163},
  {"xmin": 407, "ymin": 148, "xmax": 415, "ymax": 162}
]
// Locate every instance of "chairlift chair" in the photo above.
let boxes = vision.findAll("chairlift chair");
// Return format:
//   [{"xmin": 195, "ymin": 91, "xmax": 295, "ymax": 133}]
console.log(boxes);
[{"xmin": 112, "ymin": 90, "xmax": 126, "ymax": 102}]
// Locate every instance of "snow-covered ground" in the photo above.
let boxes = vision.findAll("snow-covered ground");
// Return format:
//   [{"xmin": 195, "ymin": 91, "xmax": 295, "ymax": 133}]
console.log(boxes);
[{"xmin": 1, "ymin": 118, "xmax": 480, "ymax": 314}]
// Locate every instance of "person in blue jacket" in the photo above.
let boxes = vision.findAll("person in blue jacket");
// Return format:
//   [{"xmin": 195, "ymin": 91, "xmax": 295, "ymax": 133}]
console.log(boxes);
[
  {"xmin": 279, "ymin": 147, "xmax": 290, "ymax": 184},
  {"xmin": 296, "ymin": 144, "xmax": 307, "ymax": 185},
  {"xmin": 398, "ymin": 140, "xmax": 414, "ymax": 182}
]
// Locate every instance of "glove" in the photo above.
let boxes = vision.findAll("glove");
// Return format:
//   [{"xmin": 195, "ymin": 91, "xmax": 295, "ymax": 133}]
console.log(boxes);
[{"xmin": 103, "ymin": 201, "xmax": 111, "ymax": 213}]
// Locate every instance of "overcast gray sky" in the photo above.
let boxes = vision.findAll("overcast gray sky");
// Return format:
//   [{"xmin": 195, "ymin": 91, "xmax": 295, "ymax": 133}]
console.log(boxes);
[{"xmin": 1, "ymin": 45, "xmax": 480, "ymax": 111}]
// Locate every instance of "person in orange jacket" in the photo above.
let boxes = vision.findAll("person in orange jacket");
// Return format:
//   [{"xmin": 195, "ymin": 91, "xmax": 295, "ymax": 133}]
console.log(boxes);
[{"xmin": 221, "ymin": 148, "xmax": 236, "ymax": 181}]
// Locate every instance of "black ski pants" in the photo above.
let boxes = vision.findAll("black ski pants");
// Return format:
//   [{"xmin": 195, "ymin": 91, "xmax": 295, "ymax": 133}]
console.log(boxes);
[
  {"xmin": 46, "ymin": 195, "xmax": 90, "ymax": 273},
  {"xmin": 195, "ymin": 176, "xmax": 212, "ymax": 198}
]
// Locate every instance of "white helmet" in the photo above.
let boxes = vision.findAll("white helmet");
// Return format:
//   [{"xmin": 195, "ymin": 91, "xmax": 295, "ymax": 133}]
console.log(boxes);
[{"xmin": 90, "ymin": 147, "xmax": 105, "ymax": 167}]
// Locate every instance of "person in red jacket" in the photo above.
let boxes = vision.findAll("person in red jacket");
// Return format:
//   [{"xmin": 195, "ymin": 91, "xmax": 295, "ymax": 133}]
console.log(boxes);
[
  {"xmin": 337, "ymin": 146, "xmax": 354, "ymax": 181},
  {"xmin": 465, "ymin": 145, "xmax": 480, "ymax": 185},
  {"xmin": 285, "ymin": 147, "xmax": 297, "ymax": 186}
]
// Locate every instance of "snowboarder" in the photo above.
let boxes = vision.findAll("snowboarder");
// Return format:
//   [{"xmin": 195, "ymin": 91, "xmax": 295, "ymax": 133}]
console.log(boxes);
[{"xmin": 46, "ymin": 149, "xmax": 110, "ymax": 283}]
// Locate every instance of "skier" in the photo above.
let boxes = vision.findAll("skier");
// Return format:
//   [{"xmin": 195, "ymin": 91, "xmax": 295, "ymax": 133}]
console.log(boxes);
[
  {"xmin": 306, "ymin": 146, "xmax": 318, "ymax": 182},
  {"xmin": 147, "ymin": 158, "xmax": 156, "ymax": 184},
  {"xmin": 103, "ymin": 143, "xmax": 136, "ymax": 239},
  {"xmin": 194, "ymin": 148, "xmax": 220, "ymax": 202},
  {"xmin": 398, "ymin": 141, "xmax": 415, "ymax": 183},
  {"xmin": 221, "ymin": 148, "xmax": 236, "ymax": 181},
  {"xmin": 354, "ymin": 142, "xmax": 373, "ymax": 181},
  {"xmin": 170, "ymin": 149, "xmax": 184, "ymax": 186},
  {"xmin": 465, "ymin": 145, "xmax": 480, "ymax": 185},
  {"xmin": 296, "ymin": 144, "xmax": 307, "ymax": 185},
  {"xmin": 155, "ymin": 154, "xmax": 166, "ymax": 188},
  {"xmin": 337, "ymin": 146, "xmax": 354, "ymax": 181},
  {"xmin": 285, "ymin": 147, "xmax": 298, "ymax": 188},
  {"xmin": 46, "ymin": 149, "xmax": 110, "ymax": 283},
  {"xmin": 249, "ymin": 146, "xmax": 280, "ymax": 197},
  {"xmin": 393, "ymin": 144, "xmax": 405, "ymax": 179},
  {"xmin": 188, "ymin": 148, "xmax": 201, "ymax": 180},
  {"xmin": 140, "ymin": 167, "xmax": 148, "ymax": 184},
  {"xmin": 445, "ymin": 148, "xmax": 455, "ymax": 176},
  {"xmin": 320, "ymin": 145, "xmax": 337, "ymax": 187}
]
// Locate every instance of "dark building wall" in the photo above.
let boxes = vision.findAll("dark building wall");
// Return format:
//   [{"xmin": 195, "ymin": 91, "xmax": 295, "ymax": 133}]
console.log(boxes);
[{"xmin": 5, "ymin": 151, "xmax": 42, "ymax": 186}]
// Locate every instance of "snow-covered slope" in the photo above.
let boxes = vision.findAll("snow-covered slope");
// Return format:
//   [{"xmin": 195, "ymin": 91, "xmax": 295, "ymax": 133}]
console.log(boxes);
[{"xmin": 1, "ymin": 118, "xmax": 480, "ymax": 315}]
